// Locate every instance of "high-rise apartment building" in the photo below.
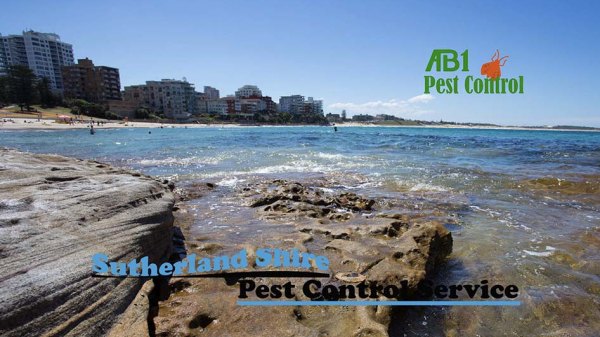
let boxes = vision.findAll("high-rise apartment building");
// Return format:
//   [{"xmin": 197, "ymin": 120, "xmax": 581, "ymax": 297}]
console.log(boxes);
[
  {"xmin": 0, "ymin": 30, "xmax": 74, "ymax": 91},
  {"xmin": 279, "ymin": 95, "xmax": 323, "ymax": 114},
  {"xmin": 279, "ymin": 95, "xmax": 305, "ymax": 114},
  {"xmin": 62, "ymin": 58, "xmax": 121, "ymax": 102},
  {"xmin": 305, "ymin": 97, "xmax": 323, "ymax": 114},
  {"xmin": 204, "ymin": 86, "xmax": 220, "ymax": 100}
]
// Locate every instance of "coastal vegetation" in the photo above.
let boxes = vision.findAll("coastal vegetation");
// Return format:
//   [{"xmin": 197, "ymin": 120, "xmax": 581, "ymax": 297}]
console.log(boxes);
[
  {"xmin": 66, "ymin": 99, "xmax": 121, "ymax": 120},
  {"xmin": 0, "ymin": 65, "xmax": 60, "ymax": 111},
  {"xmin": 0, "ymin": 65, "xmax": 121, "ymax": 120}
]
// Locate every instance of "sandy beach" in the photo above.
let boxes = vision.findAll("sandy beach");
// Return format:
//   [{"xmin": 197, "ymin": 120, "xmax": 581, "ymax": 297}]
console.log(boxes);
[
  {"xmin": 0, "ymin": 117, "xmax": 243, "ymax": 130},
  {"xmin": 1, "ymin": 117, "xmax": 598, "ymax": 132}
]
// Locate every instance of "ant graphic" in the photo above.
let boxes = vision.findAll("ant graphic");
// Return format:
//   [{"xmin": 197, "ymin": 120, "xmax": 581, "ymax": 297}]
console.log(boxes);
[{"xmin": 481, "ymin": 50, "xmax": 509, "ymax": 79}]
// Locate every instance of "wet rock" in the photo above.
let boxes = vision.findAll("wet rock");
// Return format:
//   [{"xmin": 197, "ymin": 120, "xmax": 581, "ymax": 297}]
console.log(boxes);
[
  {"xmin": 248, "ymin": 179, "xmax": 377, "ymax": 216},
  {"xmin": 326, "ymin": 239, "xmax": 379, "ymax": 257},
  {"xmin": 152, "ymin": 178, "xmax": 454, "ymax": 336},
  {"xmin": 0, "ymin": 149, "xmax": 175, "ymax": 337},
  {"xmin": 175, "ymin": 181, "xmax": 217, "ymax": 201},
  {"xmin": 107, "ymin": 280, "xmax": 154, "ymax": 337},
  {"xmin": 335, "ymin": 272, "xmax": 367, "ymax": 283},
  {"xmin": 195, "ymin": 243, "xmax": 223, "ymax": 253}
]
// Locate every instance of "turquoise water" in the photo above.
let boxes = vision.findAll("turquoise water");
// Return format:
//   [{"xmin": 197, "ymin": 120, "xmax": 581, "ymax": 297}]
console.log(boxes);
[
  {"xmin": 1, "ymin": 126, "xmax": 599, "ymax": 335},
  {"xmin": 2, "ymin": 126, "xmax": 598, "ymax": 179}
]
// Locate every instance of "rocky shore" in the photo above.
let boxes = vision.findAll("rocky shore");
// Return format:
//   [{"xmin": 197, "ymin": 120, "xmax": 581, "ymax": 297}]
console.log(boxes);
[
  {"xmin": 0, "ymin": 149, "xmax": 175, "ymax": 337},
  {"xmin": 154, "ymin": 179, "xmax": 454, "ymax": 337},
  {"xmin": 0, "ymin": 150, "xmax": 455, "ymax": 337}
]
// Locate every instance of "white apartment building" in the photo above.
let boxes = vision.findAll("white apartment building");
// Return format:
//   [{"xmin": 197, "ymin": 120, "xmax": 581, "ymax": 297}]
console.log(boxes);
[
  {"xmin": 306, "ymin": 97, "xmax": 323, "ymax": 114},
  {"xmin": 279, "ymin": 95, "xmax": 305, "ymax": 114},
  {"xmin": 235, "ymin": 85, "xmax": 262, "ymax": 98},
  {"xmin": 0, "ymin": 30, "xmax": 74, "ymax": 91},
  {"xmin": 279, "ymin": 95, "xmax": 323, "ymax": 114},
  {"xmin": 205, "ymin": 99, "xmax": 228, "ymax": 115}
]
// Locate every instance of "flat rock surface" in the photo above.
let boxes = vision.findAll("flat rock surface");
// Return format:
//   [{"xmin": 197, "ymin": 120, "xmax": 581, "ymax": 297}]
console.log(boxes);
[
  {"xmin": 0, "ymin": 149, "xmax": 175, "ymax": 337},
  {"xmin": 154, "ymin": 179, "xmax": 454, "ymax": 337}
]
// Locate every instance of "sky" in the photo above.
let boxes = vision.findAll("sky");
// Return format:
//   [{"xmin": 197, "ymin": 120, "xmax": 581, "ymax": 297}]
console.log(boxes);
[{"xmin": 1, "ymin": 0, "xmax": 599, "ymax": 126}]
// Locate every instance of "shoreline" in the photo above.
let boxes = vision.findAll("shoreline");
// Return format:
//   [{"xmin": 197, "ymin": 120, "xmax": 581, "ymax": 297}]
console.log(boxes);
[{"xmin": 1, "ymin": 117, "xmax": 599, "ymax": 132}]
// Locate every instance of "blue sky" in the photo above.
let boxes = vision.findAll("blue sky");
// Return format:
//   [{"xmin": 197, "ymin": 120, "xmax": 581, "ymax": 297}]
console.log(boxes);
[{"xmin": 2, "ymin": 0, "xmax": 599, "ymax": 126}]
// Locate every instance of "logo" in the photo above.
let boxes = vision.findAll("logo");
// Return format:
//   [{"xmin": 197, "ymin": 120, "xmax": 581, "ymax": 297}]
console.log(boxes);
[
  {"xmin": 481, "ymin": 50, "xmax": 509, "ymax": 79},
  {"xmin": 424, "ymin": 49, "xmax": 524, "ymax": 94},
  {"xmin": 91, "ymin": 250, "xmax": 521, "ymax": 307}
]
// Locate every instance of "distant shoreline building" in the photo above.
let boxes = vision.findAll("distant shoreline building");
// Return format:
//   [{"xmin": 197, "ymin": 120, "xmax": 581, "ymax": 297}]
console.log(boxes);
[
  {"xmin": 203, "ymin": 86, "xmax": 220, "ymax": 100},
  {"xmin": 197, "ymin": 86, "xmax": 226, "ymax": 115},
  {"xmin": 62, "ymin": 58, "xmax": 121, "ymax": 103},
  {"xmin": 279, "ymin": 95, "xmax": 305, "ymax": 114},
  {"xmin": 279, "ymin": 95, "xmax": 323, "ymax": 115},
  {"xmin": 305, "ymin": 97, "xmax": 323, "ymax": 115},
  {"xmin": 121, "ymin": 79, "xmax": 198, "ymax": 120},
  {"xmin": 326, "ymin": 113, "xmax": 342, "ymax": 123},
  {"xmin": 0, "ymin": 30, "xmax": 74, "ymax": 92},
  {"xmin": 352, "ymin": 114, "xmax": 374, "ymax": 122},
  {"xmin": 235, "ymin": 85, "xmax": 262, "ymax": 98}
]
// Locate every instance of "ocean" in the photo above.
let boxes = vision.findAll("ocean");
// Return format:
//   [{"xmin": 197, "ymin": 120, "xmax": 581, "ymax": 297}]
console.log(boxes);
[{"xmin": 1, "ymin": 126, "xmax": 599, "ymax": 335}]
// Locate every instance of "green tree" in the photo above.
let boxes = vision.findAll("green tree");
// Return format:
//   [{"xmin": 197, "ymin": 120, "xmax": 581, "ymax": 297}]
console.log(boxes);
[
  {"xmin": 36, "ymin": 77, "xmax": 57, "ymax": 108},
  {"xmin": 134, "ymin": 107, "xmax": 150, "ymax": 119},
  {"xmin": 6, "ymin": 65, "xmax": 37, "ymax": 111},
  {"xmin": 279, "ymin": 112, "xmax": 292, "ymax": 124},
  {"xmin": 0, "ymin": 76, "xmax": 8, "ymax": 105}
]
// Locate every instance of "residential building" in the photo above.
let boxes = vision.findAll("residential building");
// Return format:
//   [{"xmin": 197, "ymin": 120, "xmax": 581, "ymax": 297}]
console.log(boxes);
[
  {"xmin": 279, "ymin": 95, "xmax": 323, "ymax": 115},
  {"xmin": 352, "ymin": 114, "xmax": 375, "ymax": 122},
  {"xmin": 62, "ymin": 58, "xmax": 121, "ymax": 103},
  {"xmin": 206, "ymin": 99, "xmax": 229, "ymax": 115},
  {"xmin": 304, "ymin": 97, "xmax": 323, "ymax": 115},
  {"xmin": 279, "ymin": 95, "xmax": 305, "ymax": 114},
  {"xmin": 122, "ymin": 79, "xmax": 198, "ymax": 120},
  {"xmin": 240, "ymin": 97, "xmax": 267, "ymax": 114},
  {"xmin": 375, "ymin": 114, "xmax": 402, "ymax": 121},
  {"xmin": 196, "ymin": 92, "xmax": 207, "ymax": 113},
  {"xmin": 0, "ymin": 30, "xmax": 74, "ymax": 91},
  {"xmin": 235, "ymin": 85, "xmax": 262, "ymax": 98},
  {"xmin": 326, "ymin": 113, "xmax": 342, "ymax": 123},
  {"xmin": 223, "ymin": 96, "xmax": 242, "ymax": 115},
  {"xmin": 204, "ymin": 86, "xmax": 220, "ymax": 99},
  {"xmin": 260, "ymin": 96, "xmax": 277, "ymax": 113},
  {"xmin": 197, "ymin": 92, "xmax": 229, "ymax": 115}
]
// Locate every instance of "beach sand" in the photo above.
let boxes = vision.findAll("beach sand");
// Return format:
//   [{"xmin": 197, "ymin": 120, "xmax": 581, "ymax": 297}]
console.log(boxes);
[
  {"xmin": 0, "ymin": 117, "xmax": 241, "ymax": 130},
  {"xmin": 1, "ymin": 116, "xmax": 598, "ymax": 132}
]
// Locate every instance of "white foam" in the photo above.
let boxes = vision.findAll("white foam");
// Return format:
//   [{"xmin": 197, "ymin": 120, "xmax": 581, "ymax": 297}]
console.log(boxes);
[
  {"xmin": 409, "ymin": 183, "xmax": 448, "ymax": 192},
  {"xmin": 138, "ymin": 156, "xmax": 222, "ymax": 167},
  {"xmin": 523, "ymin": 249, "xmax": 553, "ymax": 257},
  {"xmin": 315, "ymin": 152, "xmax": 345, "ymax": 160},
  {"xmin": 217, "ymin": 177, "xmax": 246, "ymax": 187}
]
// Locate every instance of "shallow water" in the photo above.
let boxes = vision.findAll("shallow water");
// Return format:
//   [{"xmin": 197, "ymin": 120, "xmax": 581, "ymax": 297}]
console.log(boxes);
[{"xmin": 1, "ymin": 126, "xmax": 599, "ymax": 336}]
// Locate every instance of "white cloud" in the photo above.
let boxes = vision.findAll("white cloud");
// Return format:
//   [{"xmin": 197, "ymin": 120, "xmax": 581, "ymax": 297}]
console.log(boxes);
[
  {"xmin": 407, "ymin": 94, "xmax": 435, "ymax": 104},
  {"xmin": 328, "ymin": 94, "xmax": 435, "ymax": 118}
]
